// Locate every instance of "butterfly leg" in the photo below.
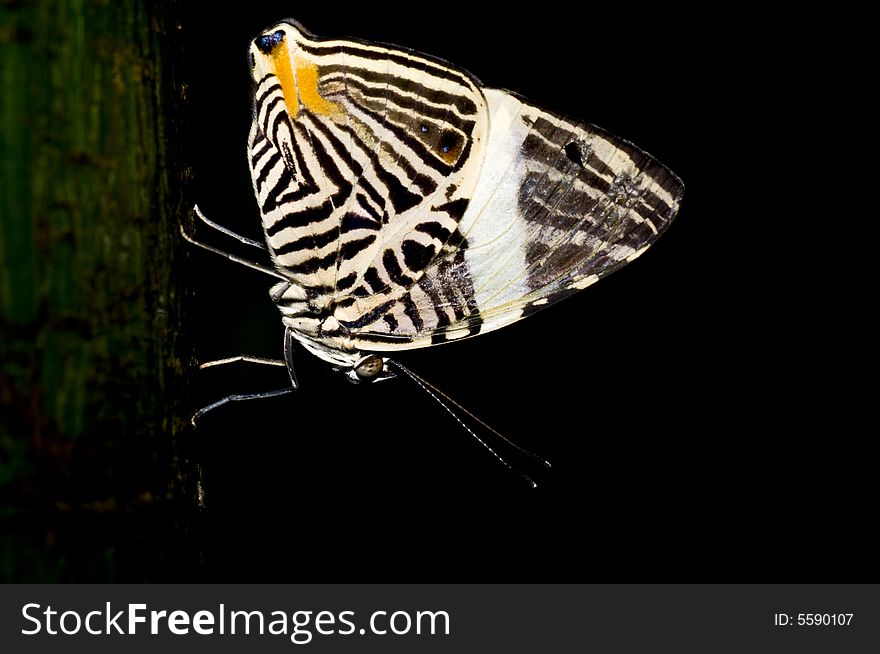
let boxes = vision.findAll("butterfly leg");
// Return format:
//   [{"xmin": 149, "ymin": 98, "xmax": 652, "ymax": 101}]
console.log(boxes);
[
  {"xmin": 191, "ymin": 332, "xmax": 302, "ymax": 425},
  {"xmin": 198, "ymin": 355, "xmax": 286, "ymax": 370},
  {"xmin": 192, "ymin": 204, "xmax": 267, "ymax": 250},
  {"xmin": 191, "ymin": 387, "xmax": 295, "ymax": 427},
  {"xmin": 193, "ymin": 354, "xmax": 294, "ymax": 425},
  {"xmin": 283, "ymin": 327, "xmax": 300, "ymax": 389},
  {"xmin": 180, "ymin": 205, "xmax": 285, "ymax": 279},
  {"xmin": 179, "ymin": 224, "xmax": 285, "ymax": 280}
]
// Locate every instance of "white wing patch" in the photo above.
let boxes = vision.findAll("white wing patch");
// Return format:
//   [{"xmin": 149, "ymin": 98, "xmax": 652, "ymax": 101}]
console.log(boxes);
[{"xmin": 459, "ymin": 90, "xmax": 532, "ymax": 311}]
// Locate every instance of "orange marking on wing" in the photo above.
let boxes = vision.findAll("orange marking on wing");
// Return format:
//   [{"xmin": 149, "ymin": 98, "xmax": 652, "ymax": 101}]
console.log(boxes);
[
  {"xmin": 271, "ymin": 43, "xmax": 299, "ymax": 118},
  {"xmin": 294, "ymin": 61, "xmax": 340, "ymax": 116}
]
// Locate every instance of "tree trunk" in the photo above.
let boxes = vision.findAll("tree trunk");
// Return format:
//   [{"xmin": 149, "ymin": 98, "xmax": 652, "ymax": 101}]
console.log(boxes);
[{"xmin": 0, "ymin": 0, "xmax": 195, "ymax": 581}]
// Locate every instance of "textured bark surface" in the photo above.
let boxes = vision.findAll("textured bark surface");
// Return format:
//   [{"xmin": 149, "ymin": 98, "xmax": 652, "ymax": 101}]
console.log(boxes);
[{"xmin": 0, "ymin": 0, "xmax": 195, "ymax": 581}]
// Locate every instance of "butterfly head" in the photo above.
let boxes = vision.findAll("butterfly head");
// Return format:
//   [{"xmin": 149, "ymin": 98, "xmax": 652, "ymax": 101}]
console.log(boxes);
[
  {"xmin": 344, "ymin": 354, "xmax": 396, "ymax": 385},
  {"xmin": 283, "ymin": 319, "xmax": 394, "ymax": 385}
]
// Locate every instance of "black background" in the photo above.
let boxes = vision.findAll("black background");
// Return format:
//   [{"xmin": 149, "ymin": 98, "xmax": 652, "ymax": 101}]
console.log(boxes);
[{"xmin": 180, "ymin": 5, "xmax": 868, "ymax": 581}]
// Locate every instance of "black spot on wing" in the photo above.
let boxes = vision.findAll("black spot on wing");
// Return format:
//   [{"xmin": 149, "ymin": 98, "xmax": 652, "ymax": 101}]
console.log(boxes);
[
  {"xmin": 415, "ymin": 221, "xmax": 451, "ymax": 242},
  {"xmin": 336, "ymin": 272, "xmax": 357, "ymax": 291},
  {"xmin": 431, "ymin": 198, "xmax": 469, "ymax": 220},
  {"xmin": 401, "ymin": 240, "xmax": 435, "ymax": 272},
  {"xmin": 340, "ymin": 212, "xmax": 381, "ymax": 233},
  {"xmin": 564, "ymin": 141, "xmax": 584, "ymax": 167}
]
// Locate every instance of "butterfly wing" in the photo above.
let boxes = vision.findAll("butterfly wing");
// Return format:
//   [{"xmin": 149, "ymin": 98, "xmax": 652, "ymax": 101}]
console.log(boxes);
[
  {"xmin": 248, "ymin": 22, "xmax": 490, "ymax": 337},
  {"xmin": 348, "ymin": 89, "xmax": 684, "ymax": 350},
  {"xmin": 248, "ymin": 22, "xmax": 682, "ymax": 357}
]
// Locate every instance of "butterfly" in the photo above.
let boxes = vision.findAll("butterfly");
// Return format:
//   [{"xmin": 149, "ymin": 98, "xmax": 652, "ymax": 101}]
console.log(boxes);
[{"xmin": 183, "ymin": 19, "xmax": 684, "ymax": 482}]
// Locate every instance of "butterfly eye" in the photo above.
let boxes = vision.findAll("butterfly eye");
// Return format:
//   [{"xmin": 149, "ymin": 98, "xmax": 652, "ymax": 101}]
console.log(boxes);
[
  {"xmin": 354, "ymin": 355, "xmax": 384, "ymax": 381},
  {"xmin": 256, "ymin": 30, "xmax": 285, "ymax": 54}
]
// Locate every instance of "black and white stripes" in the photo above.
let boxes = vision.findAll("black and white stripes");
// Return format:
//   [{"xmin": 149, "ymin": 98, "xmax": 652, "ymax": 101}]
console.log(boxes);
[{"xmin": 245, "ymin": 20, "xmax": 683, "ymax": 369}]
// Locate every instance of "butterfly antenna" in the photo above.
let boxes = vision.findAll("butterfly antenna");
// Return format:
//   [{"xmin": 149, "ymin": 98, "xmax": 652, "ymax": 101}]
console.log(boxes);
[{"xmin": 387, "ymin": 360, "xmax": 550, "ymax": 488}]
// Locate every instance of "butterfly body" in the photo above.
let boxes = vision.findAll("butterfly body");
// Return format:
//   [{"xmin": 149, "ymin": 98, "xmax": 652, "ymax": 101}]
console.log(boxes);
[{"xmin": 247, "ymin": 20, "xmax": 683, "ymax": 379}]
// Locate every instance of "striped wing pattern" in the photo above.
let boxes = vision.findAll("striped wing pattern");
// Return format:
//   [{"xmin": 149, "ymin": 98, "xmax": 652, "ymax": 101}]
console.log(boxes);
[
  {"xmin": 247, "ymin": 21, "xmax": 683, "ymax": 365},
  {"xmin": 353, "ymin": 90, "xmax": 684, "ymax": 349}
]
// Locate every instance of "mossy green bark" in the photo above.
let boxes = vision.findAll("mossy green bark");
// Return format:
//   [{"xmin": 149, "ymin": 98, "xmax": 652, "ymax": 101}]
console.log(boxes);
[{"xmin": 0, "ymin": 0, "xmax": 194, "ymax": 580}]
